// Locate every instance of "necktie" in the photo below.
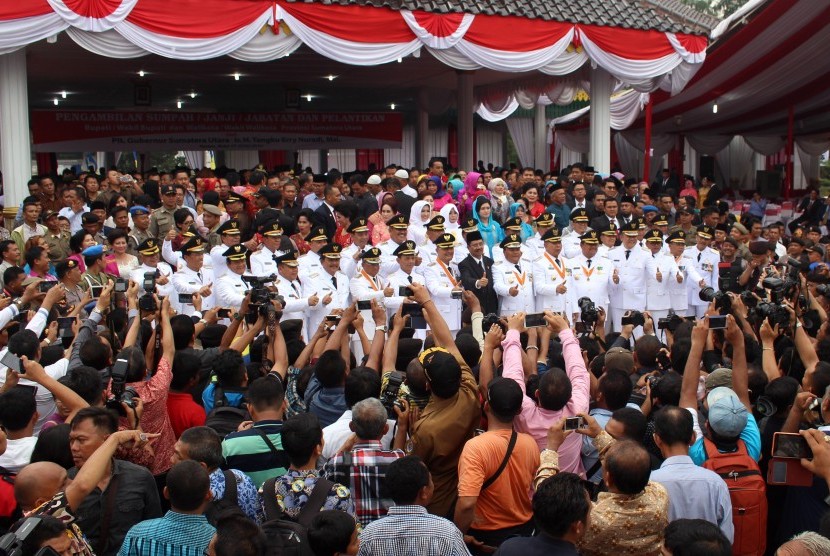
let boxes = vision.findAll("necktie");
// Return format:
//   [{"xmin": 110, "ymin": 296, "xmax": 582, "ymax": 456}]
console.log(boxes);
[
  {"xmin": 625, "ymin": 250, "xmax": 631, "ymax": 260},
  {"xmin": 407, "ymin": 275, "xmax": 413, "ymax": 284},
  {"xmin": 586, "ymin": 259, "xmax": 592, "ymax": 268},
  {"xmin": 197, "ymin": 271, "xmax": 202, "ymax": 282},
  {"xmin": 480, "ymin": 260, "xmax": 486, "ymax": 275},
  {"xmin": 331, "ymin": 276, "xmax": 337, "ymax": 289},
  {"xmin": 292, "ymin": 282, "xmax": 299, "ymax": 295},
  {"xmin": 698, "ymin": 252, "xmax": 702, "ymax": 262},
  {"xmin": 514, "ymin": 264, "xmax": 522, "ymax": 273},
  {"xmin": 555, "ymin": 258, "xmax": 561, "ymax": 267}
]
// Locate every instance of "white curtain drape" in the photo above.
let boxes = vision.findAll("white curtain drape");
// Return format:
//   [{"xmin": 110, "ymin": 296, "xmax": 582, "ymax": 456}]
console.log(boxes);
[
  {"xmin": 224, "ymin": 151, "xmax": 260, "ymax": 171},
  {"xmin": 506, "ymin": 118, "xmax": 534, "ymax": 167},
  {"xmin": 327, "ymin": 149, "xmax": 356, "ymax": 172},
  {"xmin": 560, "ymin": 146, "xmax": 584, "ymax": 168},
  {"xmin": 613, "ymin": 133, "xmax": 641, "ymax": 180},
  {"xmin": 685, "ymin": 135, "xmax": 732, "ymax": 156},
  {"xmin": 297, "ymin": 150, "xmax": 320, "ymax": 172},
  {"xmin": 715, "ymin": 136, "xmax": 756, "ymax": 189},
  {"xmin": 617, "ymin": 131, "xmax": 676, "ymax": 181},
  {"xmin": 426, "ymin": 128, "xmax": 449, "ymax": 161},
  {"xmin": 183, "ymin": 151, "xmax": 203, "ymax": 170},
  {"xmin": 476, "ymin": 125, "xmax": 504, "ymax": 167},
  {"xmin": 384, "ymin": 125, "xmax": 416, "ymax": 169},
  {"xmin": 744, "ymin": 135, "xmax": 785, "ymax": 156}
]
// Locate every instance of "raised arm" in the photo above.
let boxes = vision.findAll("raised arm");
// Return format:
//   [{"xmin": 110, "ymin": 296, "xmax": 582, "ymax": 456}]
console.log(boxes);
[
  {"xmin": 20, "ymin": 357, "xmax": 88, "ymax": 423},
  {"xmin": 679, "ymin": 316, "xmax": 709, "ymax": 410},
  {"xmin": 364, "ymin": 300, "xmax": 386, "ymax": 372},
  {"xmin": 478, "ymin": 323, "xmax": 504, "ymax": 399},
  {"xmin": 381, "ymin": 307, "xmax": 406, "ymax": 374},
  {"xmin": 724, "ymin": 315, "xmax": 750, "ymax": 411},
  {"xmin": 160, "ymin": 296, "xmax": 175, "ymax": 363},
  {"xmin": 758, "ymin": 320, "xmax": 782, "ymax": 382},
  {"xmin": 410, "ymin": 282, "xmax": 463, "ymax": 363}
]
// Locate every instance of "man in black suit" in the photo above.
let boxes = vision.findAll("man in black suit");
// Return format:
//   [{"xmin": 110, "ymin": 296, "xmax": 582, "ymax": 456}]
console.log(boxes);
[
  {"xmin": 313, "ymin": 184, "xmax": 340, "ymax": 239},
  {"xmin": 590, "ymin": 197, "xmax": 624, "ymax": 232},
  {"xmin": 651, "ymin": 168, "xmax": 679, "ymax": 196},
  {"xmin": 788, "ymin": 187, "xmax": 826, "ymax": 232},
  {"xmin": 459, "ymin": 231, "xmax": 498, "ymax": 315}
]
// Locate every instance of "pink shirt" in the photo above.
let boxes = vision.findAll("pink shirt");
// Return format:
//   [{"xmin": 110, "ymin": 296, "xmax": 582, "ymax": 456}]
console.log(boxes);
[{"xmin": 502, "ymin": 329, "xmax": 590, "ymax": 475}]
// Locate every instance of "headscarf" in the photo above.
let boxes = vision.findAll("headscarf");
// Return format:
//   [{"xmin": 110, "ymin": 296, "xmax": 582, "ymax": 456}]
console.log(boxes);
[
  {"xmin": 472, "ymin": 196, "xmax": 504, "ymax": 255},
  {"xmin": 463, "ymin": 172, "xmax": 488, "ymax": 215},
  {"xmin": 439, "ymin": 203, "xmax": 460, "ymax": 231},
  {"xmin": 509, "ymin": 202, "xmax": 534, "ymax": 242},
  {"xmin": 408, "ymin": 200, "xmax": 431, "ymax": 244},
  {"xmin": 431, "ymin": 176, "xmax": 447, "ymax": 199},
  {"xmin": 448, "ymin": 179, "xmax": 464, "ymax": 199}
]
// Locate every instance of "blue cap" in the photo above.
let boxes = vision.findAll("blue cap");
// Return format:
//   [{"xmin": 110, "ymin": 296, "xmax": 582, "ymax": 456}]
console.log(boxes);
[
  {"xmin": 129, "ymin": 205, "xmax": 150, "ymax": 216},
  {"xmin": 642, "ymin": 205, "xmax": 659, "ymax": 214},
  {"xmin": 81, "ymin": 244, "xmax": 104, "ymax": 257},
  {"xmin": 706, "ymin": 387, "xmax": 748, "ymax": 437}
]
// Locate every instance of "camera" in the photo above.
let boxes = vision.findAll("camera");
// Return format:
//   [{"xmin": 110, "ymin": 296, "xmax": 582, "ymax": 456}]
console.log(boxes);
[
  {"xmin": 0, "ymin": 516, "xmax": 59, "ymax": 556},
  {"xmin": 755, "ymin": 395, "xmax": 778, "ymax": 417},
  {"xmin": 380, "ymin": 371, "xmax": 405, "ymax": 420},
  {"xmin": 106, "ymin": 358, "xmax": 139, "ymax": 416},
  {"xmin": 38, "ymin": 281, "xmax": 53, "ymax": 293},
  {"xmin": 139, "ymin": 271, "xmax": 158, "ymax": 312},
  {"xmin": 748, "ymin": 301, "xmax": 790, "ymax": 327},
  {"xmin": 578, "ymin": 297, "xmax": 598, "ymax": 328},
  {"xmin": 816, "ymin": 284, "xmax": 830, "ymax": 297},
  {"xmin": 647, "ymin": 374, "xmax": 662, "ymax": 389},
  {"xmin": 564, "ymin": 416, "xmax": 586, "ymax": 431},
  {"xmin": 241, "ymin": 275, "xmax": 284, "ymax": 325},
  {"xmin": 357, "ymin": 300, "xmax": 372, "ymax": 311},
  {"xmin": 621, "ymin": 310, "xmax": 645, "ymax": 328},
  {"xmin": 482, "ymin": 313, "xmax": 506, "ymax": 334},
  {"xmin": 398, "ymin": 286, "xmax": 414, "ymax": 297},
  {"xmin": 451, "ymin": 290, "xmax": 463, "ymax": 300},
  {"xmin": 698, "ymin": 287, "xmax": 731, "ymax": 313},
  {"xmin": 657, "ymin": 310, "xmax": 684, "ymax": 332},
  {"xmin": 114, "ymin": 278, "xmax": 128, "ymax": 293},
  {"xmin": 762, "ymin": 276, "xmax": 797, "ymax": 304}
]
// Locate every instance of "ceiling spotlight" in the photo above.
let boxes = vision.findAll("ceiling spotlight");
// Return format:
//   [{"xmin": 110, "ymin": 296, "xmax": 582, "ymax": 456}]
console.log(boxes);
[
  {"xmin": 138, "ymin": 70, "xmax": 146, "ymax": 77},
  {"xmin": 397, "ymin": 57, "xmax": 402, "ymax": 63},
  {"xmin": 190, "ymin": 91, "xmax": 196, "ymax": 99},
  {"xmin": 177, "ymin": 100, "xmax": 182, "ymax": 109},
  {"xmin": 390, "ymin": 103, "xmax": 396, "ymax": 110},
  {"xmin": 53, "ymin": 98, "xmax": 59, "ymax": 106},
  {"xmin": 326, "ymin": 75, "xmax": 336, "ymax": 81},
  {"xmin": 305, "ymin": 94, "xmax": 312, "ymax": 102},
  {"xmin": 712, "ymin": 103, "xmax": 718, "ymax": 114},
  {"xmin": 233, "ymin": 73, "xmax": 241, "ymax": 81},
  {"xmin": 60, "ymin": 91, "xmax": 67, "ymax": 99}
]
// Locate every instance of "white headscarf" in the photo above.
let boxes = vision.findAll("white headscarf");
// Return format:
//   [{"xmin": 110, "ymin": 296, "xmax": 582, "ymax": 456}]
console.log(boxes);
[
  {"xmin": 439, "ymin": 203, "xmax": 460, "ymax": 231},
  {"xmin": 408, "ymin": 200, "xmax": 431, "ymax": 244}
]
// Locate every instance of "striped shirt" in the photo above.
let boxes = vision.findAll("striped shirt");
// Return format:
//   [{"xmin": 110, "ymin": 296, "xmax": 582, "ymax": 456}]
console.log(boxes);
[
  {"xmin": 222, "ymin": 420, "xmax": 290, "ymax": 488},
  {"xmin": 357, "ymin": 505, "xmax": 471, "ymax": 556},
  {"xmin": 117, "ymin": 511, "xmax": 215, "ymax": 556}
]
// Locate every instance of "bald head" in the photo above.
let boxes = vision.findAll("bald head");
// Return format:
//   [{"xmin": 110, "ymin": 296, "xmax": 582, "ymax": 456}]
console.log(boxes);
[
  {"xmin": 15, "ymin": 462, "xmax": 67, "ymax": 511},
  {"xmin": 604, "ymin": 440, "xmax": 651, "ymax": 495}
]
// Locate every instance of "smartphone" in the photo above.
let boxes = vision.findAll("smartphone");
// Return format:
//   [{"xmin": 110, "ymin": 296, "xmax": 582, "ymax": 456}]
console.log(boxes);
[
  {"xmin": 524, "ymin": 313, "xmax": 547, "ymax": 328},
  {"xmin": 90, "ymin": 285, "xmax": 103, "ymax": 298},
  {"xmin": 178, "ymin": 293, "xmax": 194, "ymax": 304},
  {"xmin": 398, "ymin": 286, "xmax": 414, "ymax": 297},
  {"xmin": 217, "ymin": 309, "xmax": 231, "ymax": 319},
  {"xmin": 114, "ymin": 279, "xmax": 128, "ymax": 293},
  {"xmin": 772, "ymin": 432, "xmax": 813, "ymax": 459},
  {"xmin": 57, "ymin": 316, "xmax": 75, "ymax": 337},
  {"xmin": 38, "ymin": 281, "xmax": 53, "ymax": 293},
  {"xmin": 1, "ymin": 350, "xmax": 22, "ymax": 373},
  {"xmin": 708, "ymin": 315, "xmax": 727, "ymax": 330},
  {"xmin": 14, "ymin": 384, "xmax": 37, "ymax": 398},
  {"xmin": 768, "ymin": 457, "xmax": 814, "ymax": 487},
  {"xmin": 400, "ymin": 303, "xmax": 423, "ymax": 317},
  {"xmin": 410, "ymin": 316, "xmax": 427, "ymax": 329},
  {"xmin": 325, "ymin": 315, "xmax": 342, "ymax": 323},
  {"xmin": 451, "ymin": 290, "xmax": 463, "ymax": 300},
  {"xmin": 357, "ymin": 300, "xmax": 372, "ymax": 311},
  {"xmin": 564, "ymin": 416, "xmax": 585, "ymax": 431}
]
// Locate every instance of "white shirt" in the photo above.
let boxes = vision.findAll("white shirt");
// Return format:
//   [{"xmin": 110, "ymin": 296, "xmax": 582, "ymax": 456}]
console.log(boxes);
[
  {"xmin": 0, "ymin": 437, "xmax": 37, "ymax": 474},
  {"xmin": 321, "ymin": 410, "xmax": 397, "ymax": 460},
  {"xmin": 401, "ymin": 185, "xmax": 418, "ymax": 199},
  {"xmin": 58, "ymin": 205, "xmax": 89, "ymax": 234}
]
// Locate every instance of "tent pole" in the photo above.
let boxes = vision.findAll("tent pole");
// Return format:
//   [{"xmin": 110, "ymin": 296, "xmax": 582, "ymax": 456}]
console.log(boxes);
[
  {"xmin": 0, "ymin": 48, "xmax": 31, "ymax": 229},
  {"xmin": 643, "ymin": 98, "xmax": 653, "ymax": 183},
  {"xmin": 785, "ymin": 104, "xmax": 794, "ymax": 199},
  {"xmin": 589, "ymin": 67, "xmax": 612, "ymax": 174}
]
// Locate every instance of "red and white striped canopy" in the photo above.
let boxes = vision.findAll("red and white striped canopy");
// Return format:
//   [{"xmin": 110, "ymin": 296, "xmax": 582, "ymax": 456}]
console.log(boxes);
[{"xmin": 0, "ymin": 0, "xmax": 707, "ymax": 93}]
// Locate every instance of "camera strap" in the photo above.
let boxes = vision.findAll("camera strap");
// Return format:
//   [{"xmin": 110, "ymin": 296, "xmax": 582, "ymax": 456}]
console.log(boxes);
[
  {"xmin": 254, "ymin": 427, "xmax": 280, "ymax": 461},
  {"xmin": 481, "ymin": 429, "xmax": 517, "ymax": 491}
]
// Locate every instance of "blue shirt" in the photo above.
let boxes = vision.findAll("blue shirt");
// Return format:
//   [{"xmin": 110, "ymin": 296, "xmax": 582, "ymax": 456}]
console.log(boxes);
[
  {"xmin": 650, "ymin": 455, "xmax": 734, "ymax": 542},
  {"xmin": 581, "ymin": 408, "xmax": 612, "ymax": 483},
  {"xmin": 687, "ymin": 408, "xmax": 762, "ymax": 464},
  {"xmin": 118, "ymin": 511, "xmax": 215, "ymax": 556},
  {"xmin": 202, "ymin": 382, "xmax": 246, "ymax": 414},
  {"xmin": 302, "ymin": 193, "xmax": 324, "ymax": 211},
  {"xmin": 495, "ymin": 533, "xmax": 579, "ymax": 556},
  {"xmin": 546, "ymin": 201, "xmax": 571, "ymax": 231},
  {"xmin": 304, "ymin": 375, "xmax": 347, "ymax": 428}
]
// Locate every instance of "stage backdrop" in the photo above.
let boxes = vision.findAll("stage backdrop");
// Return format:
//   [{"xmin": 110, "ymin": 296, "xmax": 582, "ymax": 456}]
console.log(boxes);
[{"xmin": 31, "ymin": 110, "xmax": 403, "ymax": 152}]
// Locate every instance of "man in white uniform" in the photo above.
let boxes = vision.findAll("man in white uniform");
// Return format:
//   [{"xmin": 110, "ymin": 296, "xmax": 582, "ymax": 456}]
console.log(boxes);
[
  {"xmin": 423, "ymin": 233, "xmax": 463, "ymax": 337},
  {"xmin": 250, "ymin": 220, "xmax": 284, "ymax": 279},
  {"xmin": 597, "ymin": 223, "xmax": 619, "ymax": 259},
  {"xmin": 562, "ymin": 208, "xmax": 590, "ymax": 259},
  {"xmin": 667, "ymin": 230, "xmax": 703, "ymax": 317},
  {"xmin": 414, "ymin": 215, "xmax": 446, "ymax": 278},
  {"xmin": 492, "ymin": 217, "xmax": 532, "ymax": 264},
  {"xmin": 215, "ymin": 244, "xmax": 250, "ymax": 310},
  {"xmin": 531, "ymin": 227, "xmax": 570, "ymax": 364},
  {"xmin": 377, "ymin": 214, "xmax": 408, "ymax": 279},
  {"xmin": 209, "ymin": 219, "xmax": 242, "ymax": 280},
  {"xmin": 298, "ymin": 227, "xmax": 328, "ymax": 276},
  {"xmin": 608, "ymin": 221, "xmax": 651, "ymax": 333},
  {"xmin": 685, "ymin": 225, "xmax": 720, "ymax": 319},
  {"xmin": 349, "ymin": 246, "xmax": 389, "ymax": 354},
  {"xmin": 566, "ymin": 231, "xmax": 614, "ymax": 326},
  {"xmin": 171, "ymin": 236, "xmax": 215, "ymax": 317},
  {"xmin": 643, "ymin": 229, "xmax": 679, "ymax": 325},
  {"xmin": 492, "ymin": 233, "xmax": 534, "ymax": 317},
  {"xmin": 525, "ymin": 212, "xmax": 555, "ymax": 259},
  {"xmin": 307, "ymin": 242, "xmax": 350, "ymax": 335},
  {"xmin": 129, "ymin": 238, "xmax": 174, "ymax": 299},
  {"xmin": 340, "ymin": 217, "xmax": 371, "ymax": 279},
  {"xmin": 274, "ymin": 249, "xmax": 320, "ymax": 341},
  {"xmin": 384, "ymin": 240, "xmax": 425, "ymax": 320}
]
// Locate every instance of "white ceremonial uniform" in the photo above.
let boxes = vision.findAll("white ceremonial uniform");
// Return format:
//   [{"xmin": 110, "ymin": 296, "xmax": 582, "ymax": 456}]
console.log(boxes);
[
  {"xmin": 491, "ymin": 244, "xmax": 533, "ymax": 265},
  {"xmin": 493, "ymin": 257, "xmax": 535, "ymax": 316},
  {"xmin": 561, "ymin": 232, "xmax": 583, "ymax": 259},
  {"xmin": 130, "ymin": 262, "xmax": 174, "ymax": 299},
  {"xmin": 216, "ymin": 271, "xmax": 249, "ymax": 309},
  {"xmin": 307, "ymin": 270, "xmax": 350, "ymax": 335},
  {"xmin": 172, "ymin": 265, "xmax": 215, "ymax": 316},
  {"xmin": 532, "ymin": 252, "xmax": 569, "ymax": 314},
  {"xmin": 349, "ymin": 267, "xmax": 387, "ymax": 356},
  {"xmin": 377, "ymin": 238, "xmax": 403, "ymax": 278},
  {"xmin": 525, "ymin": 233, "xmax": 545, "ymax": 260},
  {"xmin": 414, "ymin": 242, "xmax": 437, "ymax": 278},
  {"xmin": 298, "ymin": 250, "xmax": 323, "ymax": 275},
  {"xmin": 685, "ymin": 245, "xmax": 720, "ymax": 319},
  {"xmin": 250, "ymin": 246, "xmax": 281, "ymax": 279},
  {"xmin": 384, "ymin": 269, "xmax": 425, "ymax": 318},
  {"xmin": 339, "ymin": 244, "xmax": 362, "ymax": 279},
  {"xmin": 608, "ymin": 245, "xmax": 651, "ymax": 333},
  {"xmin": 667, "ymin": 252, "xmax": 702, "ymax": 317},
  {"xmin": 645, "ymin": 251, "xmax": 679, "ymax": 322},
  {"xmin": 450, "ymin": 231, "xmax": 469, "ymax": 264},
  {"xmin": 275, "ymin": 275, "xmax": 314, "ymax": 340},
  {"xmin": 423, "ymin": 259, "xmax": 463, "ymax": 335},
  {"xmin": 210, "ymin": 244, "xmax": 231, "ymax": 280},
  {"xmin": 566, "ymin": 254, "xmax": 613, "ymax": 322},
  {"xmin": 162, "ymin": 239, "xmax": 185, "ymax": 270}
]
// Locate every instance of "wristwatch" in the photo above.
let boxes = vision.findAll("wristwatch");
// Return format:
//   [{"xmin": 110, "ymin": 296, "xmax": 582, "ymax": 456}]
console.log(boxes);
[
  {"xmin": 375, "ymin": 325, "xmax": 388, "ymax": 332},
  {"xmin": 232, "ymin": 312, "xmax": 244, "ymax": 321}
]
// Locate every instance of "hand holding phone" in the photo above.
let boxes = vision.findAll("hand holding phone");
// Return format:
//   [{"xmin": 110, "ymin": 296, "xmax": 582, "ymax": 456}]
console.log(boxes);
[
  {"xmin": 1, "ymin": 351, "xmax": 22, "ymax": 374},
  {"xmin": 707, "ymin": 315, "xmax": 727, "ymax": 330}
]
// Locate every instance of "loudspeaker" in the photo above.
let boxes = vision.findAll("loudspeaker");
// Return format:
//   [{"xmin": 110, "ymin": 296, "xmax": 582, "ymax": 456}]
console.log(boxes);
[{"xmin": 756, "ymin": 170, "xmax": 781, "ymax": 199}]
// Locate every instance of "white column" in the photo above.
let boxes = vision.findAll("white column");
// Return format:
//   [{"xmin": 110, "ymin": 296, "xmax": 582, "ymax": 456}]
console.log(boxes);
[
  {"xmin": 0, "ymin": 48, "xmax": 31, "ymax": 225},
  {"xmin": 534, "ymin": 103, "xmax": 548, "ymax": 171},
  {"xmin": 589, "ymin": 66, "xmax": 612, "ymax": 174},
  {"xmin": 416, "ymin": 89, "xmax": 429, "ymax": 170},
  {"xmin": 457, "ymin": 71, "xmax": 475, "ymax": 171}
]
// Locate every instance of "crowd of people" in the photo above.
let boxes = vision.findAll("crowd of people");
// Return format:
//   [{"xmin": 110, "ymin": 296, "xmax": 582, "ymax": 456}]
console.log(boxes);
[{"xmin": 0, "ymin": 159, "xmax": 829, "ymax": 555}]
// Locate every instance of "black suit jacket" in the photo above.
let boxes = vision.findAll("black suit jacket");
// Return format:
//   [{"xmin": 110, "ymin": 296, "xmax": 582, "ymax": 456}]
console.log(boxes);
[
  {"xmin": 459, "ymin": 254, "xmax": 499, "ymax": 315},
  {"xmin": 589, "ymin": 214, "xmax": 624, "ymax": 232},
  {"xmin": 313, "ymin": 203, "xmax": 337, "ymax": 239}
]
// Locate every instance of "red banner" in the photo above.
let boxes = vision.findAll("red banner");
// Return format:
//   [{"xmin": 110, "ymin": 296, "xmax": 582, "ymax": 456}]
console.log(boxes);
[{"xmin": 31, "ymin": 110, "xmax": 403, "ymax": 152}]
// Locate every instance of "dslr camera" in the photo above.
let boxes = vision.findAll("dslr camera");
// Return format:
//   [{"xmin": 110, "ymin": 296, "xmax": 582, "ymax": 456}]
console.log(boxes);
[
  {"xmin": 657, "ymin": 310, "xmax": 684, "ymax": 332},
  {"xmin": 698, "ymin": 287, "xmax": 732, "ymax": 313},
  {"xmin": 380, "ymin": 371, "xmax": 405, "ymax": 420},
  {"xmin": 105, "ymin": 358, "xmax": 138, "ymax": 416},
  {"xmin": 762, "ymin": 276, "xmax": 797, "ymax": 304},
  {"xmin": 621, "ymin": 310, "xmax": 645, "ymax": 328},
  {"xmin": 241, "ymin": 275, "xmax": 284, "ymax": 325},
  {"xmin": 0, "ymin": 517, "xmax": 60, "ymax": 556},
  {"xmin": 578, "ymin": 297, "xmax": 598, "ymax": 328},
  {"xmin": 482, "ymin": 313, "xmax": 506, "ymax": 334},
  {"xmin": 138, "ymin": 271, "xmax": 158, "ymax": 312}
]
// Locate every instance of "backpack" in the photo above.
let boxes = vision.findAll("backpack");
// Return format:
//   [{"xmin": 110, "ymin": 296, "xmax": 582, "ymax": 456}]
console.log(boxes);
[
  {"xmin": 204, "ymin": 470, "xmax": 239, "ymax": 526},
  {"xmin": 205, "ymin": 385, "xmax": 250, "ymax": 438},
  {"xmin": 702, "ymin": 438, "xmax": 767, "ymax": 556},
  {"xmin": 259, "ymin": 476, "xmax": 334, "ymax": 556}
]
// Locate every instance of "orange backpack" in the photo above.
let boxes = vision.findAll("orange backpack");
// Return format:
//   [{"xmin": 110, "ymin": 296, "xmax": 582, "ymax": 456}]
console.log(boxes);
[{"xmin": 702, "ymin": 438, "xmax": 767, "ymax": 556}]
